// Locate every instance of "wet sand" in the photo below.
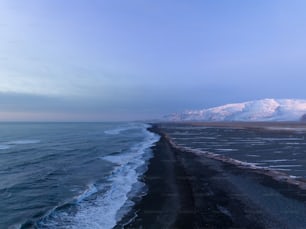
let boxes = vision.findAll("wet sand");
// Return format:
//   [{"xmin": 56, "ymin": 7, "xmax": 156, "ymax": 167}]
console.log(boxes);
[{"xmin": 124, "ymin": 123, "xmax": 306, "ymax": 228}]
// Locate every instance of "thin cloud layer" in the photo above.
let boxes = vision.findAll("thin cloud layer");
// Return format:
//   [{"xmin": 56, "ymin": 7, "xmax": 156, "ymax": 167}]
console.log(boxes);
[{"xmin": 1, "ymin": 0, "xmax": 306, "ymax": 121}]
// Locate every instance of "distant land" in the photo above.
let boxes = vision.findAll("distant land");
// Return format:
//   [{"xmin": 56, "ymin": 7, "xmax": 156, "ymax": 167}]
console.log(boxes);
[{"xmin": 165, "ymin": 99, "xmax": 306, "ymax": 122}]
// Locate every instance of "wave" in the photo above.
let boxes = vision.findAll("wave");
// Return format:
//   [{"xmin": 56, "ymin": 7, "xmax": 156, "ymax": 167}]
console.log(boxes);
[
  {"xmin": 165, "ymin": 134, "xmax": 306, "ymax": 191},
  {"xmin": 74, "ymin": 183, "xmax": 98, "ymax": 203},
  {"xmin": 13, "ymin": 183, "xmax": 99, "ymax": 229},
  {"xmin": 0, "ymin": 144, "xmax": 11, "ymax": 150},
  {"xmin": 36, "ymin": 123, "xmax": 159, "ymax": 229},
  {"xmin": 0, "ymin": 140, "xmax": 40, "ymax": 151},
  {"xmin": 104, "ymin": 123, "xmax": 142, "ymax": 135},
  {"xmin": 8, "ymin": 140, "xmax": 41, "ymax": 145}
]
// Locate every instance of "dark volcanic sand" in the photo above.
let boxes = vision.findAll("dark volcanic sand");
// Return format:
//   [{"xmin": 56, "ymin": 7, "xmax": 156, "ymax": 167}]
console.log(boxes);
[{"xmin": 123, "ymin": 124, "xmax": 306, "ymax": 229}]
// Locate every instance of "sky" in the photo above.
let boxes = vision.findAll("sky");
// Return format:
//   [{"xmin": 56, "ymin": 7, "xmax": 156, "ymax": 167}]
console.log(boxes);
[{"xmin": 1, "ymin": 0, "xmax": 306, "ymax": 121}]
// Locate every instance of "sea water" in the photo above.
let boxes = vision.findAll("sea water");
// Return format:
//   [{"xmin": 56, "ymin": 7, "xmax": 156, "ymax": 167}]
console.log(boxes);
[
  {"xmin": 163, "ymin": 125, "xmax": 306, "ymax": 178},
  {"xmin": 0, "ymin": 122, "xmax": 159, "ymax": 229}
]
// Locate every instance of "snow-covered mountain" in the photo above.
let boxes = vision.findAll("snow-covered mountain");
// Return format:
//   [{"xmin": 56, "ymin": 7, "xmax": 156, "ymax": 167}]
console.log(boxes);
[{"xmin": 166, "ymin": 99, "xmax": 306, "ymax": 121}]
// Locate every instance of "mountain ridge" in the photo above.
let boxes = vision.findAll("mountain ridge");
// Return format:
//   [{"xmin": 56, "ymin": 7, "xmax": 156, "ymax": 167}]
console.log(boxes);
[{"xmin": 166, "ymin": 99, "xmax": 306, "ymax": 122}]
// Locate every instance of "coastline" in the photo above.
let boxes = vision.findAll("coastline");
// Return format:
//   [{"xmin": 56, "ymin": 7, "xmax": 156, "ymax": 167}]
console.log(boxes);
[
  {"xmin": 122, "ymin": 124, "xmax": 306, "ymax": 228},
  {"xmin": 120, "ymin": 126, "xmax": 181, "ymax": 228}
]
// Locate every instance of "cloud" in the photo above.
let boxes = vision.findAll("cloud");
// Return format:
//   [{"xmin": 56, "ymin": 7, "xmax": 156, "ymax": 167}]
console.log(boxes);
[
  {"xmin": 0, "ymin": 91, "xmax": 164, "ymax": 121},
  {"xmin": 1, "ymin": 0, "xmax": 306, "ymax": 121}
]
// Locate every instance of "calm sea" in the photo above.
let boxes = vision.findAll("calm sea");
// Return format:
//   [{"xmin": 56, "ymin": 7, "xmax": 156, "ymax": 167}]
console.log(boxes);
[{"xmin": 0, "ymin": 122, "xmax": 159, "ymax": 229}]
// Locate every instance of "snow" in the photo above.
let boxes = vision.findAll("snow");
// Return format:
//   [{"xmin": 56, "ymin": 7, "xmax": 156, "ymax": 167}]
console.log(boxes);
[{"xmin": 166, "ymin": 99, "xmax": 306, "ymax": 121}]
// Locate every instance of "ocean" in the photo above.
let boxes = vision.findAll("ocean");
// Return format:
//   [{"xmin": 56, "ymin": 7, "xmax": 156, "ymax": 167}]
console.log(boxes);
[
  {"xmin": 163, "ymin": 124, "xmax": 306, "ymax": 178},
  {"xmin": 0, "ymin": 122, "xmax": 159, "ymax": 229}
]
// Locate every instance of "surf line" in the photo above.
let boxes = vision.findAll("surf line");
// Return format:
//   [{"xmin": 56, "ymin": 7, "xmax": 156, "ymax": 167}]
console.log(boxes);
[{"xmin": 162, "ymin": 133, "xmax": 306, "ymax": 191}]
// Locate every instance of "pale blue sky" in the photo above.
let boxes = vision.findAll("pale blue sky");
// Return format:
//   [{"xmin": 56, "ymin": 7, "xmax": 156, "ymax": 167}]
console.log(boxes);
[{"xmin": 1, "ymin": 0, "xmax": 306, "ymax": 121}]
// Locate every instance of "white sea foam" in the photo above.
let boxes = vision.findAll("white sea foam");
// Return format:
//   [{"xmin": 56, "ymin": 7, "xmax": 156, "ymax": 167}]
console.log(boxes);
[
  {"xmin": 273, "ymin": 151, "xmax": 284, "ymax": 154},
  {"xmin": 289, "ymin": 175, "xmax": 301, "ymax": 179},
  {"xmin": 284, "ymin": 142, "xmax": 302, "ymax": 145},
  {"xmin": 255, "ymin": 137, "xmax": 303, "ymax": 141},
  {"xmin": 67, "ymin": 166, "xmax": 139, "ymax": 228},
  {"xmin": 215, "ymin": 148, "xmax": 238, "ymax": 152},
  {"xmin": 0, "ymin": 140, "xmax": 40, "ymax": 150},
  {"xmin": 247, "ymin": 154, "xmax": 260, "ymax": 157},
  {"xmin": 75, "ymin": 184, "xmax": 98, "ymax": 203},
  {"xmin": 0, "ymin": 144, "xmax": 11, "ymax": 150},
  {"xmin": 269, "ymin": 165, "xmax": 302, "ymax": 168},
  {"xmin": 41, "ymin": 123, "xmax": 159, "ymax": 229},
  {"xmin": 273, "ymin": 168, "xmax": 292, "ymax": 171},
  {"xmin": 71, "ymin": 127, "xmax": 159, "ymax": 228},
  {"xmin": 8, "ymin": 140, "xmax": 40, "ymax": 145},
  {"xmin": 104, "ymin": 123, "xmax": 142, "ymax": 135},
  {"xmin": 260, "ymin": 159, "xmax": 296, "ymax": 163},
  {"xmin": 265, "ymin": 127, "xmax": 306, "ymax": 132}
]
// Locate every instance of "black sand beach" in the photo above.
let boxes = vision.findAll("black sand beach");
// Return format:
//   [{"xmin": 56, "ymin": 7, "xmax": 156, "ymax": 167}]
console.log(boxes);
[{"xmin": 123, "ymin": 123, "xmax": 306, "ymax": 229}]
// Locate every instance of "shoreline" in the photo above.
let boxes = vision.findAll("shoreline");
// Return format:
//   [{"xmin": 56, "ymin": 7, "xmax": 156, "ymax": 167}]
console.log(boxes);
[
  {"xmin": 122, "ymin": 124, "xmax": 306, "ymax": 228},
  {"xmin": 120, "ymin": 126, "xmax": 181, "ymax": 228},
  {"xmin": 164, "ymin": 131, "xmax": 306, "ymax": 192}
]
